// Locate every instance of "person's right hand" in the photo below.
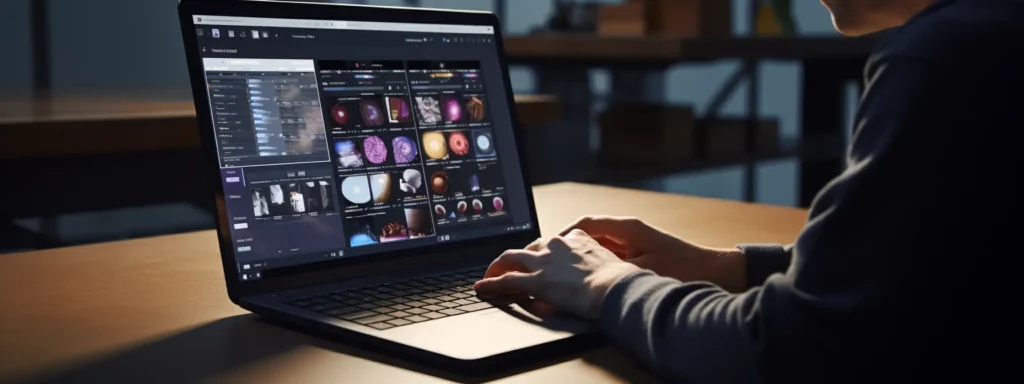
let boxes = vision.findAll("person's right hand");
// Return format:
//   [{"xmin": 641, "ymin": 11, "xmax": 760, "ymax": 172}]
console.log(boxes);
[{"xmin": 552, "ymin": 216, "xmax": 748, "ymax": 292}]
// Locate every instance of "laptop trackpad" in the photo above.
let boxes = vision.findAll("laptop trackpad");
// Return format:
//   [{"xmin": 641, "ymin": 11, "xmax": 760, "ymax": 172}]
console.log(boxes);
[{"xmin": 379, "ymin": 303, "xmax": 594, "ymax": 361}]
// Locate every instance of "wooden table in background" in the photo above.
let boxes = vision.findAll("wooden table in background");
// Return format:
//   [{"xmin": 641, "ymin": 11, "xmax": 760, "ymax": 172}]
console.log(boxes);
[
  {"xmin": 0, "ymin": 183, "xmax": 807, "ymax": 383},
  {"xmin": 0, "ymin": 94, "xmax": 561, "ymax": 159}
]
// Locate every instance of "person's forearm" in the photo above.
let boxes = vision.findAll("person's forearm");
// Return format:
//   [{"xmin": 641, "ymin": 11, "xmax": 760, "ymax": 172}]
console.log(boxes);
[{"xmin": 599, "ymin": 270, "xmax": 762, "ymax": 382}]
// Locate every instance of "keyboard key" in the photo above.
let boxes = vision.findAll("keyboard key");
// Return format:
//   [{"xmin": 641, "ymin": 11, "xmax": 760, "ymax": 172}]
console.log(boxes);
[
  {"xmin": 373, "ymin": 299, "xmax": 396, "ymax": 306},
  {"xmin": 405, "ymin": 300, "xmax": 427, "ymax": 307},
  {"xmin": 390, "ymin": 297, "xmax": 410, "ymax": 304},
  {"xmin": 439, "ymin": 308, "xmax": 465, "ymax": 316},
  {"xmin": 466, "ymin": 296, "xmax": 481, "ymax": 303},
  {"xmin": 421, "ymin": 292, "xmax": 441, "ymax": 298},
  {"xmin": 440, "ymin": 302, "xmax": 459, "ymax": 308},
  {"xmin": 451, "ymin": 293, "xmax": 470, "ymax": 299},
  {"xmin": 387, "ymin": 311, "xmax": 412, "ymax": 318},
  {"xmin": 422, "ymin": 305, "xmax": 445, "ymax": 311},
  {"xmin": 339, "ymin": 298, "xmax": 361, "ymax": 306},
  {"xmin": 422, "ymin": 312, "xmax": 447, "ymax": 319},
  {"xmin": 452, "ymin": 299, "xmax": 473, "ymax": 306},
  {"xmin": 375, "ymin": 293, "xmax": 397, "ymax": 300},
  {"xmin": 311, "ymin": 298, "xmax": 332, "ymax": 304},
  {"xmin": 421, "ymin": 298, "xmax": 441, "ymax": 304},
  {"xmin": 291, "ymin": 300, "xmax": 313, "ymax": 307},
  {"xmin": 354, "ymin": 314, "xmax": 395, "ymax": 325},
  {"xmin": 406, "ymin": 281, "xmax": 425, "ymax": 288},
  {"xmin": 407, "ymin": 288, "xmax": 426, "ymax": 294},
  {"xmin": 339, "ymin": 310, "xmax": 377, "ymax": 321},
  {"xmin": 324, "ymin": 307, "xmax": 360, "ymax": 316},
  {"xmin": 406, "ymin": 294, "xmax": 425, "ymax": 301},
  {"xmin": 406, "ymin": 307, "xmax": 428, "ymax": 315},
  {"xmin": 386, "ymin": 318, "xmax": 412, "ymax": 326},
  {"xmin": 456, "ymin": 302, "xmax": 494, "ymax": 312},
  {"xmin": 357, "ymin": 303, "xmax": 379, "ymax": 310},
  {"xmin": 406, "ymin": 315, "xmax": 429, "ymax": 323},
  {"xmin": 388, "ymin": 304, "xmax": 411, "ymax": 311},
  {"xmin": 368, "ymin": 322, "xmax": 393, "ymax": 330},
  {"xmin": 360, "ymin": 289, "xmax": 381, "ymax": 295},
  {"xmin": 437, "ymin": 295, "xmax": 456, "ymax": 301}
]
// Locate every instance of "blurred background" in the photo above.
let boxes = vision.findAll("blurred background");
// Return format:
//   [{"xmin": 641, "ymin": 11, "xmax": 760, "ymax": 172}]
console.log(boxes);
[{"xmin": 0, "ymin": 0, "xmax": 872, "ymax": 253}]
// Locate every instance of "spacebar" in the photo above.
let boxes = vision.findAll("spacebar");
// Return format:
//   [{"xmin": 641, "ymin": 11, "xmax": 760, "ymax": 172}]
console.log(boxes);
[{"xmin": 455, "ymin": 302, "xmax": 494, "ymax": 312}]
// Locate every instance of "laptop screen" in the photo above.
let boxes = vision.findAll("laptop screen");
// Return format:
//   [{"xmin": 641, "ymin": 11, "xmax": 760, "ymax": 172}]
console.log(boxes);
[{"xmin": 191, "ymin": 15, "xmax": 534, "ymax": 282}]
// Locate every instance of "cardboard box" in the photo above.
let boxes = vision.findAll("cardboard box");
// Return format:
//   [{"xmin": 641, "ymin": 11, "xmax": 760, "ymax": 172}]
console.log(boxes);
[
  {"xmin": 597, "ymin": 0, "xmax": 733, "ymax": 38},
  {"xmin": 598, "ymin": 103, "xmax": 696, "ymax": 164},
  {"xmin": 648, "ymin": 0, "xmax": 732, "ymax": 37},
  {"xmin": 697, "ymin": 118, "xmax": 779, "ymax": 158},
  {"xmin": 597, "ymin": 2, "xmax": 649, "ymax": 36}
]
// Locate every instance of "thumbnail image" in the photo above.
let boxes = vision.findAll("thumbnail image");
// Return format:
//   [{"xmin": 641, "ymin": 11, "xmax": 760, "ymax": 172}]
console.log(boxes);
[
  {"xmin": 285, "ymin": 183, "xmax": 307, "ymax": 213},
  {"xmin": 468, "ymin": 173, "xmax": 481, "ymax": 193},
  {"xmin": 493, "ymin": 196, "xmax": 505, "ymax": 212},
  {"xmin": 252, "ymin": 187, "xmax": 270, "ymax": 218},
  {"xmin": 434, "ymin": 204, "xmax": 447, "ymax": 217},
  {"xmin": 422, "ymin": 131, "xmax": 447, "ymax": 160},
  {"xmin": 306, "ymin": 180, "xmax": 335, "ymax": 212},
  {"xmin": 334, "ymin": 139, "xmax": 365, "ymax": 168},
  {"xmin": 268, "ymin": 184, "xmax": 288, "ymax": 215},
  {"xmin": 414, "ymin": 96, "xmax": 442, "ymax": 125},
  {"xmin": 386, "ymin": 96, "xmax": 413, "ymax": 123},
  {"xmin": 472, "ymin": 129, "xmax": 496, "ymax": 158},
  {"xmin": 378, "ymin": 211, "xmax": 410, "ymax": 243},
  {"xmin": 405, "ymin": 208, "xmax": 435, "ymax": 238},
  {"xmin": 441, "ymin": 94, "xmax": 464, "ymax": 123},
  {"xmin": 431, "ymin": 171, "xmax": 449, "ymax": 194},
  {"xmin": 369, "ymin": 173, "xmax": 392, "ymax": 204},
  {"xmin": 447, "ymin": 131, "xmax": 472, "ymax": 158},
  {"xmin": 330, "ymin": 102, "xmax": 351, "ymax": 126},
  {"xmin": 346, "ymin": 217, "xmax": 379, "ymax": 247},
  {"xmin": 362, "ymin": 135, "xmax": 389, "ymax": 165},
  {"xmin": 392, "ymin": 135, "xmax": 419, "ymax": 164},
  {"xmin": 471, "ymin": 199, "xmax": 483, "ymax": 214},
  {"xmin": 359, "ymin": 98, "xmax": 385, "ymax": 127},
  {"xmin": 465, "ymin": 95, "xmax": 486, "ymax": 122},
  {"xmin": 340, "ymin": 175, "xmax": 372, "ymax": 206},
  {"xmin": 455, "ymin": 200, "xmax": 468, "ymax": 217},
  {"xmin": 399, "ymin": 169, "xmax": 427, "ymax": 198}
]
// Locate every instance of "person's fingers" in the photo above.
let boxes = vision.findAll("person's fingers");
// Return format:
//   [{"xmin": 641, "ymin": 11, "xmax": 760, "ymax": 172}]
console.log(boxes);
[
  {"xmin": 594, "ymin": 236, "xmax": 630, "ymax": 258},
  {"xmin": 474, "ymin": 271, "xmax": 541, "ymax": 297},
  {"xmin": 525, "ymin": 238, "xmax": 544, "ymax": 252},
  {"xmin": 483, "ymin": 249, "xmax": 544, "ymax": 278},
  {"xmin": 558, "ymin": 216, "xmax": 658, "ymax": 250}
]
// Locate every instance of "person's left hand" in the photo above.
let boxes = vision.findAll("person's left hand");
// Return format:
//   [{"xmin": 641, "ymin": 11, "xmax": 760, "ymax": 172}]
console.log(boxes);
[{"xmin": 473, "ymin": 229, "xmax": 641, "ymax": 319}]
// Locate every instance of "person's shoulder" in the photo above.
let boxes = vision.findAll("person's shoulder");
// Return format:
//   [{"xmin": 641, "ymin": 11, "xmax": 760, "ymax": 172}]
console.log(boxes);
[{"xmin": 872, "ymin": 0, "xmax": 1024, "ymax": 68}]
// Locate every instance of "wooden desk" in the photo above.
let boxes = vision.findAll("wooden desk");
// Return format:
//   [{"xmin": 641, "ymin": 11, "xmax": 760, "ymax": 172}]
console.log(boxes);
[
  {"xmin": 0, "ymin": 94, "xmax": 561, "ymax": 159},
  {"xmin": 0, "ymin": 183, "xmax": 807, "ymax": 383}
]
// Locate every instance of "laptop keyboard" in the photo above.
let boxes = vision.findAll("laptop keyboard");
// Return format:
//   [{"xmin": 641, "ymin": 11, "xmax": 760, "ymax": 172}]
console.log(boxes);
[{"xmin": 287, "ymin": 266, "xmax": 492, "ymax": 330}]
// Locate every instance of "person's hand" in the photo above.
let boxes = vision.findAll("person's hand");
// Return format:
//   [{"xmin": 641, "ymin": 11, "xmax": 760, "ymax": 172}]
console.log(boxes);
[
  {"xmin": 559, "ymin": 216, "xmax": 748, "ymax": 292},
  {"xmin": 473, "ymin": 229, "xmax": 641, "ymax": 319}
]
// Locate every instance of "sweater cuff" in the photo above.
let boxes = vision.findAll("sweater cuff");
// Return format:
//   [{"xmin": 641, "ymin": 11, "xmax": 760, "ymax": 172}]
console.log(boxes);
[
  {"xmin": 736, "ymin": 243, "xmax": 791, "ymax": 289},
  {"xmin": 598, "ymin": 269, "xmax": 659, "ymax": 338}
]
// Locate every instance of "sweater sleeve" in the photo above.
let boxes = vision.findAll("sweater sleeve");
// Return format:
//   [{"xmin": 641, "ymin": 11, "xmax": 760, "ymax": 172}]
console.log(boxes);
[
  {"xmin": 736, "ymin": 243, "xmax": 792, "ymax": 288},
  {"xmin": 597, "ymin": 56, "xmax": 980, "ymax": 381}
]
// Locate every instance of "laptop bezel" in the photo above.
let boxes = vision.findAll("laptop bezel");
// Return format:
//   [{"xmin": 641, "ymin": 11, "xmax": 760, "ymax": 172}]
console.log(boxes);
[{"xmin": 177, "ymin": 0, "xmax": 543, "ymax": 302}]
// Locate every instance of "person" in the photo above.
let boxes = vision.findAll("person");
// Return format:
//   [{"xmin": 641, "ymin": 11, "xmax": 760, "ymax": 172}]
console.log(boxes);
[{"xmin": 475, "ymin": 0, "xmax": 1024, "ymax": 381}]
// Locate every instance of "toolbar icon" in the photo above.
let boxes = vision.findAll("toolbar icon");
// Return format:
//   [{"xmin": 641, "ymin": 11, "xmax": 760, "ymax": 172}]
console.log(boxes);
[
  {"xmin": 228, "ymin": 30, "xmax": 235, "ymax": 38},
  {"xmin": 252, "ymin": 30, "xmax": 259, "ymax": 39},
  {"xmin": 212, "ymin": 28, "xmax": 220, "ymax": 38}
]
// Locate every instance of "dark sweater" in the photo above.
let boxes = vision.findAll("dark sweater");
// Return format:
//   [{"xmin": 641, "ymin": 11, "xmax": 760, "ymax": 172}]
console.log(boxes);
[{"xmin": 599, "ymin": 0, "xmax": 1024, "ymax": 381}]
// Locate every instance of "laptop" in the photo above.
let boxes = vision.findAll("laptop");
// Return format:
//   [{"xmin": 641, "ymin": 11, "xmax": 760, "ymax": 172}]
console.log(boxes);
[{"xmin": 177, "ymin": 0, "xmax": 592, "ymax": 369}]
